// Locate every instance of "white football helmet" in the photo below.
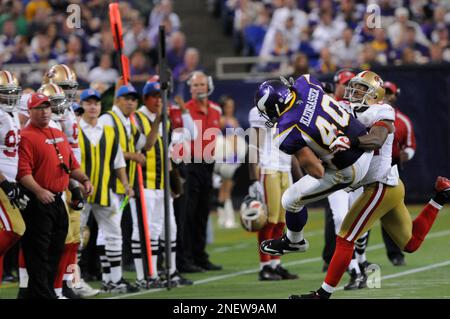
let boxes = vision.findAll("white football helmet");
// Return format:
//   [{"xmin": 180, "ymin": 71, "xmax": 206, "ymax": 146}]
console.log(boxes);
[
  {"xmin": 37, "ymin": 83, "xmax": 68, "ymax": 120},
  {"xmin": 344, "ymin": 70, "xmax": 385, "ymax": 105},
  {"xmin": 239, "ymin": 196, "xmax": 268, "ymax": 232},
  {"xmin": 42, "ymin": 64, "xmax": 78, "ymax": 103},
  {"xmin": 0, "ymin": 70, "xmax": 22, "ymax": 112}
]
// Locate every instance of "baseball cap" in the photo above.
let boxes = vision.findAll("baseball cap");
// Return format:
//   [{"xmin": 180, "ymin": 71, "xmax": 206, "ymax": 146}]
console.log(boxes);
[
  {"xmin": 28, "ymin": 93, "xmax": 50, "ymax": 109},
  {"xmin": 334, "ymin": 70, "xmax": 355, "ymax": 85},
  {"xmin": 80, "ymin": 88, "xmax": 101, "ymax": 102},
  {"xmin": 116, "ymin": 84, "xmax": 139, "ymax": 98},
  {"xmin": 384, "ymin": 81, "xmax": 399, "ymax": 95},
  {"xmin": 143, "ymin": 81, "xmax": 161, "ymax": 96}
]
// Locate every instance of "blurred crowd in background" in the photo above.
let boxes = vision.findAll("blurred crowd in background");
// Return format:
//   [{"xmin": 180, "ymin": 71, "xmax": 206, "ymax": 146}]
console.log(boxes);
[{"xmin": 1, "ymin": 0, "xmax": 449, "ymax": 91}]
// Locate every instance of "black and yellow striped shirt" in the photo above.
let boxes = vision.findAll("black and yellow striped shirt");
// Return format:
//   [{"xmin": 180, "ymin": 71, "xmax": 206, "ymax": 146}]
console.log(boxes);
[
  {"xmin": 79, "ymin": 125, "xmax": 119, "ymax": 206},
  {"xmin": 107, "ymin": 111, "xmax": 139, "ymax": 194},
  {"xmin": 134, "ymin": 109, "xmax": 170, "ymax": 190}
]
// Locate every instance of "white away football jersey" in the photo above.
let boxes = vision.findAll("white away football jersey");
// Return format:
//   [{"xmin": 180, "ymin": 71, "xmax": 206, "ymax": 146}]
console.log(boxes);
[
  {"xmin": 350, "ymin": 102, "xmax": 399, "ymax": 187},
  {"xmin": 248, "ymin": 106, "xmax": 291, "ymax": 172},
  {"xmin": 0, "ymin": 109, "xmax": 21, "ymax": 181}
]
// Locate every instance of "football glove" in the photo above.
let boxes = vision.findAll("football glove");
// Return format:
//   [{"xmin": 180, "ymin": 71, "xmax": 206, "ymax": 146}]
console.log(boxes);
[
  {"xmin": 248, "ymin": 181, "xmax": 264, "ymax": 201},
  {"xmin": 0, "ymin": 180, "xmax": 30, "ymax": 210},
  {"xmin": 329, "ymin": 134, "xmax": 351, "ymax": 153},
  {"xmin": 70, "ymin": 186, "xmax": 85, "ymax": 211},
  {"xmin": 280, "ymin": 76, "xmax": 295, "ymax": 88}
]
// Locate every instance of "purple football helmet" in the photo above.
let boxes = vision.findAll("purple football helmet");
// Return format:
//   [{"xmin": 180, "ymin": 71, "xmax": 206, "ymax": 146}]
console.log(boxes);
[{"xmin": 254, "ymin": 80, "xmax": 293, "ymax": 127}]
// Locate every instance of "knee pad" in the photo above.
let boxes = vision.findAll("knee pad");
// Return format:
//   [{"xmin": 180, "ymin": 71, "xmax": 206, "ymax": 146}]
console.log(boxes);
[{"xmin": 281, "ymin": 188, "xmax": 303, "ymax": 213}]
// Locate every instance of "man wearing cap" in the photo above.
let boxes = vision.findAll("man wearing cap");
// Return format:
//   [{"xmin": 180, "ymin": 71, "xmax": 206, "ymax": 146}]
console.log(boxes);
[
  {"xmin": 97, "ymin": 83, "xmax": 154, "ymax": 292},
  {"xmin": 17, "ymin": 93, "xmax": 93, "ymax": 299},
  {"xmin": 384, "ymin": 81, "xmax": 416, "ymax": 168},
  {"xmin": 333, "ymin": 69, "xmax": 355, "ymax": 101},
  {"xmin": 78, "ymin": 88, "xmax": 135, "ymax": 293},
  {"xmin": 382, "ymin": 81, "xmax": 416, "ymax": 266},
  {"xmin": 131, "ymin": 81, "xmax": 193, "ymax": 289}
]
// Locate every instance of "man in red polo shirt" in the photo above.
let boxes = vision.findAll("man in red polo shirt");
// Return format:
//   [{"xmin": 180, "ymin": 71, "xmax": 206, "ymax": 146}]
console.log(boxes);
[
  {"xmin": 17, "ymin": 93, "xmax": 92, "ymax": 299},
  {"xmin": 178, "ymin": 71, "xmax": 223, "ymax": 272},
  {"xmin": 385, "ymin": 81, "xmax": 417, "ymax": 168}
]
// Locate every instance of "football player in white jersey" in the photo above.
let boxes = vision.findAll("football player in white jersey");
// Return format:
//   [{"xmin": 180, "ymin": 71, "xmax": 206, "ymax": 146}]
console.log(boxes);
[
  {"xmin": 296, "ymin": 71, "xmax": 450, "ymax": 299},
  {"xmin": 324, "ymin": 70, "xmax": 369, "ymax": 290},
  {"xmin": 0, "ymin": 70, "xmax": 29, "ymax": 284},
  {"xmin": 248, "ymin": 106, "xmax": 300, "ymax": 281}
]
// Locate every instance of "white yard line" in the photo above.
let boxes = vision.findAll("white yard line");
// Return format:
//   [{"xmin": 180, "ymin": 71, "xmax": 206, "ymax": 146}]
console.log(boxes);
[
  {"xmin": 210, "ymin": 230, "xmax": 324, "ymax": 254},
  {"xmin": 335, "ymin": 260, "xmax": 450, "ymax": 292},
  {"xmin": 107, "ymin": 229, "xmax": 450, "ymax": 299}
]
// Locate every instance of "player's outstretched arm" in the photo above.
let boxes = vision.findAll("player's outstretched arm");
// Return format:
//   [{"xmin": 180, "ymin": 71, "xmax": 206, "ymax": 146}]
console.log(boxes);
[
  {"xmin": 356, "ymin": 120, "xmax": 394, "ymax": 151},
  {"xmin": 295, "ymin": 147, "xmax": 324, "ymax": 179}
]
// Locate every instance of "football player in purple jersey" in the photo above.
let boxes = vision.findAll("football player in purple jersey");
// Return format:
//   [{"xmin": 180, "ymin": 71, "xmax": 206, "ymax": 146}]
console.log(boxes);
[{"xmin": 257, "ymin": 74, "xmax": 374, "ymax": 257}]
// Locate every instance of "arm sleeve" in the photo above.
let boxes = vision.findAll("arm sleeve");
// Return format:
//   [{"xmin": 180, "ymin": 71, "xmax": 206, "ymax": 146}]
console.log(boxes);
[
  {"xmin": 98, "ymin": 114, "xmax": 115, "ymax": 127},
  {"xmin": 113, "ymin": 144, "xmax": 126, "ymax": 169},
  {"xmin": 372, "ymin": 104, "xmax": 396, "ymax": 123},
  {"xmin": 69, "ymin": 144, "xmax": 80, "ymax": 171},
  {"xmin": 400, "ymin": 114, "xmax": 416, "ymax": 150},
  {"xmin": 135, "ymin": 130, "xmax": 146, "ymax": 151},
  {"xmin": 397, "ymin": 112, "xmax": 416, "ymax": 160},
  {"xmin": 17, "ymin": 136, "xmax": 34, "ymax": 181},
  {"xmin": 72, "ymin": 147, "xmax": 81, "ymax": 164},
  {"xmin": 181, "ymin": 112, "xmax": 198, "ymax": 140}
]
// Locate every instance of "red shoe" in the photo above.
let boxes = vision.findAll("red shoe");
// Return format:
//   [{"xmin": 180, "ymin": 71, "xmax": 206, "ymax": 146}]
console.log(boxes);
[
  {"xmin": 434, "ymin": 177, "xmax": 450, "ymax": 205},
  {"xmin": 435, "ymin": 177, "xmax": 450, "ymax": 192}
]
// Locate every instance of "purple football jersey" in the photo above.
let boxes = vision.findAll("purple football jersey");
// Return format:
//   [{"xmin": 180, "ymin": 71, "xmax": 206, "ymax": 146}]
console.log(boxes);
[{"xmin": 276, "ymin": 74, "xmax": 367, "ymax": 169}]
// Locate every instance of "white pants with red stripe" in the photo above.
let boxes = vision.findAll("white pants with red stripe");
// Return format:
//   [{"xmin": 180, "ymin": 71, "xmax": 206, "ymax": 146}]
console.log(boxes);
[
  {"xmin": 328, "ymin": 188, "xmax": 364, "ymax": 234},
  {"xmin": 282, "ymin": 151, "xmax": 373, "ymax": 213}
]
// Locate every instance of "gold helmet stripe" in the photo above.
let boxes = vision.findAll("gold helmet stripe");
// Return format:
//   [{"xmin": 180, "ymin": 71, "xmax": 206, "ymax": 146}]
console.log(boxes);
[
  {"xmin": 5, "ymin": 71, "xmax": 13, "ymax": 83},
  {"xmin": 61, "ymin": 64, "xmax": 72, "ymax": 80}
]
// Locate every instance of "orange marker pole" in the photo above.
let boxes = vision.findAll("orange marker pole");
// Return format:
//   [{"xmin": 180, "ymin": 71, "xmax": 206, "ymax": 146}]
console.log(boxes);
[{"xmin": 109, "ymin": 2, "xmax": 153, "ymax": 278}]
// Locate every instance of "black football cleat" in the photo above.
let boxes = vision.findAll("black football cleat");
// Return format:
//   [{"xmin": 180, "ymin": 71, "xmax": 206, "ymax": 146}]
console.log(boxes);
[
  {"xmin": 344, "ymin": 269, "xmax": 366, "ymax": 290},
  {"xmin": 260, "ymin": 234, "xmax": 309, "ymax": 256},
  {"xmin": 197, "ymin": 261, "xmax": 223, "ymax": 271},
  {"xmin": 258, "ymin": 265, "xmax": 282, "ymax": 281},
  {"xmin": 390, "ymin": 256, "xmax": 406, "ymax": 266},
  {"xmin": 433, "ymin": 176, "xmax": 450, "ymax": 205},
  {"xmin": 274, "ymin": 265, "xmax": 299, "ymax": 280},
  {"xmin": 290, "ymin": 290, "xmax": 330, "ymax": 299},
  {"xmin": 358, "ymin": 260, "xmax": 373, "ymax": 272},
  {"xmin": 168, "ymin": 271, "xmax": 193, "ymax": 286},
  {"xmin": 109, "ymin": 278, "xmax": 139, "ymax": 293},
  {"xmin": 62, "ymin": 281, "xmax": 82, "ymax": 299}
]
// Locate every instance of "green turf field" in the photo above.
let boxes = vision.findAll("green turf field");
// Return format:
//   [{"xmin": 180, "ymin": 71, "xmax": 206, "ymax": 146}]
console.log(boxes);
[{"xmin": 1, "ymin": 205, "xmax": 449, "ymax": 299}]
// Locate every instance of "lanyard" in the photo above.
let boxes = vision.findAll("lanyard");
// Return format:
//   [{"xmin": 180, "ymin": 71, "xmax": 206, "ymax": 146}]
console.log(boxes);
[{"xmin": 42, "ymin": 127, "xmax": 71, "ymax": 175}]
